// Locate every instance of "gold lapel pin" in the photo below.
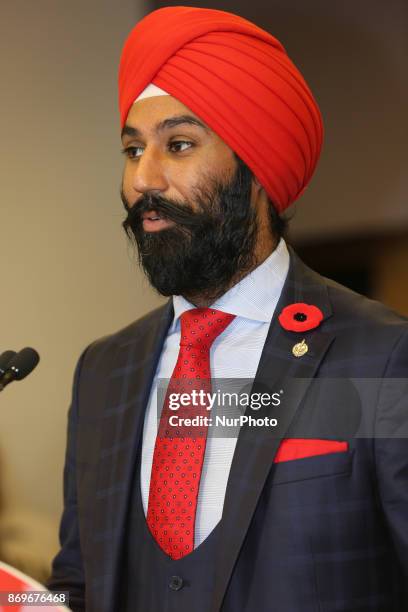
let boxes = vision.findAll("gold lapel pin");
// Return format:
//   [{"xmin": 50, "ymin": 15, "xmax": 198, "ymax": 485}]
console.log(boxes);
[{"xmin": 292, "ymin": 339, "xmax": 308, "ymax": 358}]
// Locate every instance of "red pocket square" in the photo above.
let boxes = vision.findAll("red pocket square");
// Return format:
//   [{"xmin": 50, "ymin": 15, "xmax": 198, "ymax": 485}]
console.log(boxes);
[{"xmin": 274, "ymin": 439, "xmax": 348, "ymax": 463}]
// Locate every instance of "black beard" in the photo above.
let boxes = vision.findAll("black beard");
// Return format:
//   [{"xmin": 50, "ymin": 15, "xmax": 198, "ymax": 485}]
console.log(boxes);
[{"xmin": 121, "ymin": 158, "xmax": 258, "ymax": 303}]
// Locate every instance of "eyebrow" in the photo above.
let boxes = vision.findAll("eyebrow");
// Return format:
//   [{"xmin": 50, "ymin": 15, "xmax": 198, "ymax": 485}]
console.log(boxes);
[{"xmin": 121, "ymin": 114, "xmax": 210, "ymax": 140}]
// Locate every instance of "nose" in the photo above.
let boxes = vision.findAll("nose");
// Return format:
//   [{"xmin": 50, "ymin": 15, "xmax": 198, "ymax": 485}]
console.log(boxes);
[{"xmin": 131, "ymin": 146, "xmax": 169, "ymax": 196}]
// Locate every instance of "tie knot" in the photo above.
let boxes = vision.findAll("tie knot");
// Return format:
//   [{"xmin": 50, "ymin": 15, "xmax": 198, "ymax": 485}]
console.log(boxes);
[{"xmin": 180, "ymin": 308, "xmax": 235, "ymax": 349}]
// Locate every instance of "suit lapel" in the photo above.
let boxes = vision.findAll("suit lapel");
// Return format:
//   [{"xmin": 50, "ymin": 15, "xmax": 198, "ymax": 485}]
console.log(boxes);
[
  {"xmin": 211, "ymin": 247, "xmax": 336, "ymax": 612},
  {"xmin": 89, "ymin": 300, "xmax": 174, "ymax": 610}
]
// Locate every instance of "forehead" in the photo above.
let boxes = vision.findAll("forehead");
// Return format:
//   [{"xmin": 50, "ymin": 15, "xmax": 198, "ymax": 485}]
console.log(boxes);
[{"xmin": 125, "ymin": 94, "xmax": 208, "ymax": 132}]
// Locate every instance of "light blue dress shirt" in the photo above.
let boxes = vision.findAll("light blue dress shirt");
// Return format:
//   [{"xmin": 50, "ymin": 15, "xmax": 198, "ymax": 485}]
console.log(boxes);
[{"xmin": 140, "ymin": 237, "xmax": 290, "ymax": 546}]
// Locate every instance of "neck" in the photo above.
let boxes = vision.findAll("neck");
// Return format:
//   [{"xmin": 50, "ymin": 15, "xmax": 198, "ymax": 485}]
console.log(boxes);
[{"xmin": 183, "ymin": 235, "xmax": 279, "ymax": 308}]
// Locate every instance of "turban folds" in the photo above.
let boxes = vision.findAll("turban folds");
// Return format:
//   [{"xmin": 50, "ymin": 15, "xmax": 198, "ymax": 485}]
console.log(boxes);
[{"xmin": 118, "ymin": 6, "xmax": 323, "ymax": 213}]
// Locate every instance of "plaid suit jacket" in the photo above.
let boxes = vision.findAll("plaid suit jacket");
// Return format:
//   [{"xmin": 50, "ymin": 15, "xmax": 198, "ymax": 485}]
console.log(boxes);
[{"xmin": 47, "ymin": 246, "xmax": 408, "ymax": 612}]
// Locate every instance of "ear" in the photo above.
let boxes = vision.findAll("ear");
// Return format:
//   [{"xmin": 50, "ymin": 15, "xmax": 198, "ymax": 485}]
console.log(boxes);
[{"xmin": 251, "ymin": 174, "xmax": 264, "ymax": 200}]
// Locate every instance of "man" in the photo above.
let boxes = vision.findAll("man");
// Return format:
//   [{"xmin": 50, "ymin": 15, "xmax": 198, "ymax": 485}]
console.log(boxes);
[{"xmin": 47, "ymin": 6, "xmax": 408, "ymax": 612}]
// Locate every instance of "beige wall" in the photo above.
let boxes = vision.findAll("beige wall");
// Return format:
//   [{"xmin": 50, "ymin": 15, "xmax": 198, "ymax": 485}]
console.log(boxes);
[{"xmin": 0, "ymin": 0, "xmax": 158, "ymax": 576}]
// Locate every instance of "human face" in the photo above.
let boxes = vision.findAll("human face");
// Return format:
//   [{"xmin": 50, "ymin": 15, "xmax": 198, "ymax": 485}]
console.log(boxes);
[
  {"xmin": 120, "ymin": 94, "xmax": 275, "ymax": 304},
  {"xmin": 121, "ymin": 95, "xmax": 237, "ymax": 229}
]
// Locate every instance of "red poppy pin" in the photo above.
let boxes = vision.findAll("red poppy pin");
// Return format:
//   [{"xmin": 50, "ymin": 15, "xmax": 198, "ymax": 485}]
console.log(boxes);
[{"xmin": 278, "ymin": 302, "xmax": 323, "ymax": 332}]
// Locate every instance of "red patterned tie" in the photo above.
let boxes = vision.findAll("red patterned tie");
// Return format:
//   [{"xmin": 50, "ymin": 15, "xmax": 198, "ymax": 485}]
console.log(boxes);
[{"xmin": 147, "ymin": 307, "xmax": 235, "ymax": 559}]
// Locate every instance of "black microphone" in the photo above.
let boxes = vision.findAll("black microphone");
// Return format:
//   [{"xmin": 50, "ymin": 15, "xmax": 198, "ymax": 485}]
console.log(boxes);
[
  {"xmin": 0, "ymin": 350, "xmax": 17, "ymax": 377},
  {"xmin": 0, "ymin": 347, "xmax": 40, "ymax": 392}
]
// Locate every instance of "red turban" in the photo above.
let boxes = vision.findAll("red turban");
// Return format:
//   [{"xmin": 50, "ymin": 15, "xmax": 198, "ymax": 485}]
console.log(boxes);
[{"xmin": 118, "ymin": 6, "xmax": 323, "ymax": 213}]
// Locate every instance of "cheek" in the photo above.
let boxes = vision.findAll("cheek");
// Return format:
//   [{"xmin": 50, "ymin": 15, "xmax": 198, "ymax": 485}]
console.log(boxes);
[
  {"xmin": 171, "ymin": 173, "xmax": 199, "ymax": 200},
  {"xmin": 122, "ymin": 163, "xmax": 132, "ymax": 187},
  {"xmin": 154, "ymin": 162, "xmax": 199, "ymax": 201},
  {"xmin": 121, "ymin": 165, "xmax": 137, "ymax": 201}
]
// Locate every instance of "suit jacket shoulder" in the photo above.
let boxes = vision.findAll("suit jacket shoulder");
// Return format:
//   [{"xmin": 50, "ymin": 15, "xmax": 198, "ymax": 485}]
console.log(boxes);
[
  {"xmin": 285, "ymin": 248, "xmax": 407, "ymax": 368},
  {"xmin": 80, "ymin": 300, "xmax": 173, "ymax": 372},
  {"xmin": 325, "ymin": 273, "xmax": 407, "ymax": 367},
  {"xmin": 80, "ymin": 249, "xmax": 408, "ymax": 380}
]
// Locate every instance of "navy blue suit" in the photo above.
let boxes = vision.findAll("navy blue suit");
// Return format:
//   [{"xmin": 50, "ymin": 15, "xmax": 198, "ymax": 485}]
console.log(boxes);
[{"xmin": 47, "ymin": 246, "xmax": 408, "ymax": 611}]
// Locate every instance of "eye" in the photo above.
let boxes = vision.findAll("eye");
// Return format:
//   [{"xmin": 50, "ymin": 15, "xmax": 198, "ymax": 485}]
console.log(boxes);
[
  {"xmin": 168, "ymin": 140, "xmax": 194, "ymax": 153},
  {"xmin": 121, "ymin": 146, "xmax": 144, "ymax": 159}
]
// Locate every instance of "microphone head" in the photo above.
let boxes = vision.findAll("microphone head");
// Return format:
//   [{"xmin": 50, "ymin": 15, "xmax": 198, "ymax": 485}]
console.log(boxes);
[
  {"xmin": 0, "ymin": 350, "xmax": 17, "ymax": 375},
  {"xmin": 7, "ymin": 347, "xmax": 40, "ymax": 380}
]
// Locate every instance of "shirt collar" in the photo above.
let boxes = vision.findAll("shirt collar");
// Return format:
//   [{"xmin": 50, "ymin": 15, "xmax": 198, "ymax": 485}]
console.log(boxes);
[{"xmin": 172, "ymin": 237, "xmax": 290, "ymax": 327}]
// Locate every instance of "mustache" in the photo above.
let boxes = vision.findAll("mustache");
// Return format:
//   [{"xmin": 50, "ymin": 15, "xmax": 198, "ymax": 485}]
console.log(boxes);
[{"xmin": 121, "ymin": 190, "xmax": 205, "ymax": 233}]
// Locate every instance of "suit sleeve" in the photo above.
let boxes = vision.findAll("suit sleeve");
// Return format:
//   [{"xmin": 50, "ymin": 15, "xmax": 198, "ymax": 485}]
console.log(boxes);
[
  {"xmin": 45, "ymin": 347, "xmax": 90, "ymax": 612},
  {"xmin": 374, "ymin": 328, "xmax": 408, "ymax": 575}
]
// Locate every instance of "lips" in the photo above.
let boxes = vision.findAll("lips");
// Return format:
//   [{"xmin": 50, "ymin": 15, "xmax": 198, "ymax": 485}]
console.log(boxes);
[
  {"xmin": 142, "ymin": 210, "xmax": 162, "ymax": 221},
  {"xmin": 142, "ymin": 210, "xmax": 175, "ymax": 232}
]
